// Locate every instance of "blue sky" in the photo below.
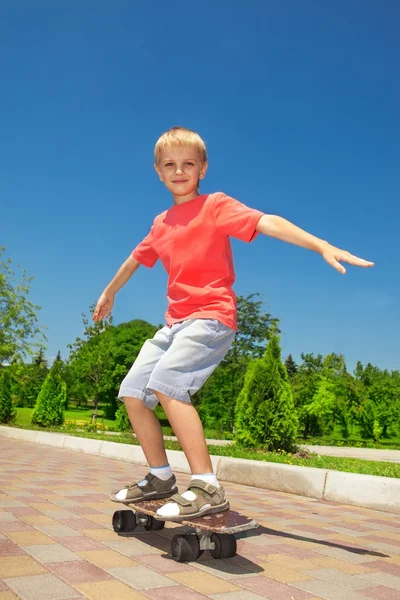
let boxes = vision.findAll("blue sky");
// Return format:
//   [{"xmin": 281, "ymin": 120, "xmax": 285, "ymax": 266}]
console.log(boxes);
[{"xmin": 1, "ymin": 1, "xmax": 399, "ymax": 372}]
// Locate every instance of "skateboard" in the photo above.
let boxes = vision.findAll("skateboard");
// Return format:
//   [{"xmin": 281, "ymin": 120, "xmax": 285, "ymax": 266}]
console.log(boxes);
[{"xmin": 112, "ymin": 498, "xmax": 258, "ymax": 562}]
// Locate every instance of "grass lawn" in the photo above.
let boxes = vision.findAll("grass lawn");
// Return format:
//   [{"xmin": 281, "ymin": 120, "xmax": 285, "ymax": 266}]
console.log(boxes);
[
  {"xmin": 15, "ymin": 407, "xmax": 116, "ymax": 429},
  {"xmin": 298, "ymin": 424, "xmax": 400, "ymax": 450}
]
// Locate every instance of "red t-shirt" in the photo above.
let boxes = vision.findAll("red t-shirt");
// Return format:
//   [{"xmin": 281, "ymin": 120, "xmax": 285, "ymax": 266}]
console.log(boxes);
[{"xmin": 132, "ymin": 192, "xmax": 264, "ymax": 330}]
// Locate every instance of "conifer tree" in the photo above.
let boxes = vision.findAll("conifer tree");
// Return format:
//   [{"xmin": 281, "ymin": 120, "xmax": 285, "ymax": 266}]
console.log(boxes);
[
  {"xmin": 234, "ymin": 334, "xmax": 298, "ymax": 451},
  {"xmin": 0, "ymin": 369, "xmax": 16, "ymax": 424},
  {"xmin": 284, "ymin": 354, "xmax": 298, "ymax": 381},
  {"xmin": 31, "ymin": 360, "xmax": 66, "ymax": 427}
]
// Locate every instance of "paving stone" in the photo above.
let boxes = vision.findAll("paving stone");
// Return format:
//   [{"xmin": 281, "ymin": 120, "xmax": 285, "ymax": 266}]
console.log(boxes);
[
  {"xmin": 78, "ymin": 549, "xmax": 138, "ymax": 568},
  {"xmin": 47, "ymin": 560, "xmax": 113, "ymax": 584},
  {"xmin": 56, "ymin": 536, "xmax": 105, "ymax": 552},
  {"xmin": 362, "ymin": 587, "xmax": 400, "ymax": 599},
  {"xmin": 4, "ymin": 574, "xmax": 81, "ymax": 600},
  {"xmin": 0, "ymin": 555, "xmax": 47, "ymax": 577},
  {"xmin": 25, "ymin": 543, "xmax": 84, "ymax": 563},
  {"xmin": 5, "ymin": 531, "xmax": 57, "ymax": 546},
  {"xmin": 359, "ymin": 571, "xmax": 400, "ymax": 590},
  {"xmin": 129, "ymin": 552, "xmax": 195, "ymax": 573},
  {"xmin": 194, "ymin": 558, "xmax": 258, "ymax": 580},
  {"xmin": 80, "ymin": 528, "xmax": 117, "ymax": 540},
  {"xmin": 74, "ymin": 580, "xmax": 146, "ymax": 599},
  {"xmin": 211, "ymin": 590, "xmax": 280, "ymax": 600},
  {"xmin": 302, "ymin": 567, "xmax": 373, "ymax": 590},
  {"xmin": 107, "ymin": 565, "xmax": 178, "ymax": 590},
  {"xmin": 20, "ymin": 515, "xmax": 59, "ymax": 526},
  {"xmin": 211, "ymin": 592, "xmax": 271, "ymax": 600},
  {"xmin": 143, "ymin": 586, "xmax": 209, "ymax": 599},
  {"xmin": 35, "ymin": 525, "xmax": 83, "ymax": 538},
  {"xmin": 166, "ymin": 571, "xmax": 241, "ymax": 594},
  {"xmin": 103, "ymin": 538, "xmax": 164, "ymax": 556},
  {"xmin": 292, "ymin": 579, "xmax": 376, "ymax": 600},
  {"xmin": 0, "ymin": 539, "xmax": 27, "ymax": 556},
  {"xmin": 255, "ymin": 561, "xmax": 314, "ymax": 583},
  {"xmin": 228, "ymin": 575, "xmax": 314, "ymax": 599},
  {"xmin": 0, "ymin": 591, "xmax": 21, "ymax": 599}
]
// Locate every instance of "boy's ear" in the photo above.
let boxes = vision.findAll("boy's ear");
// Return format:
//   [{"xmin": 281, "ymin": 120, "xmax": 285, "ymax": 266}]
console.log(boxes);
[
  {"xmin": 199, "ymin": 161, "xmax": 208, "ymax": 179},
  {"xmin": 154, "ymin": 163, "xmax": 163, "ymax": 181}
]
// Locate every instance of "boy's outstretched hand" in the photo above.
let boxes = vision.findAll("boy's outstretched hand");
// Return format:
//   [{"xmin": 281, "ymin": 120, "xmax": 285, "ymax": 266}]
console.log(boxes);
[
  {"xmin": 321, "ymin": 243, "xmax": 374, "ymax": 274},
  {"xmin": 92, "ymin": 293, "xmax": 114, "ymax": 322}
]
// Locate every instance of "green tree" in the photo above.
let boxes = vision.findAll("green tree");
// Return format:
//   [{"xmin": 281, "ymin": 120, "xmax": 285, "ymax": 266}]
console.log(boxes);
[
  {"xmin": 359, "ymin": 399, "xmax": 376, "ymax": 440},
  {"xmin": 31, "ymin": 361, "xmax": 66, "ymax": 427},
  {"xmin": 291, "ymin": 353, "xmax": 323, "ymax": 437},
  {"xmin": 354, "ymin": 363, "xmax": 400, "ymax": 439},
  {"xmin": 67, "ymin": 309, "xmax": 115, "ymax": 416},
  {"xmin": 0, "ymin": 247, "xmax": 46, "ymax": 365},
  {"xmin": 67, "ymin": 314, "xmax": 157, "ymax": 417},
  {"xmin": 284, "ymin": 354, "xmax": 298, "ymax": 381},
  {"xmin": 34, "ymin": 349, "xmax": 48, "ymax": 368},
  {"xmin": 303, "ymin": 377, "xmax": 336, "ymax": 436},
  {"xmin": 115, "ymin": 403, "xmax": 131, "ymax": 432},
  {"xmin": 11, "ymin": 355, "xmax": 49, "ymax": 408},
  {"xmin": 234, "ymin": 335, "xmax": 298, "ymax": 451},
  {"xmin": 197, "ymin": 293, "xmax": 278, "ymax": 431},
  {"xmin": 0, "ymin": 369, "xmax": 16, "ymax": 424}
]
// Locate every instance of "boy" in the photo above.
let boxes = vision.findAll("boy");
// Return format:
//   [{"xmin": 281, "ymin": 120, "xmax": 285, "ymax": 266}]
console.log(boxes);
[{"xmin": 93, "ymin": 127, "xmax": 373, "ymax": 520}]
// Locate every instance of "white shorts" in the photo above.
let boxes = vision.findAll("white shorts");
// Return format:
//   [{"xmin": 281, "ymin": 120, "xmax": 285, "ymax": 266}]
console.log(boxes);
[{"xmin": 118, "ymin": 319, "xmax": 235, "ymax": 410}]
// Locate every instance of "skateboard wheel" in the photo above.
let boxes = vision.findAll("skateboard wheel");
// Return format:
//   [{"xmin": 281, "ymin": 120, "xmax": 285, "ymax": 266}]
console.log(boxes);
[
  {"xmin": 144, "ymin": 515, "xmax": 165, "ymax": 531},
  {"xmin": 112, "ymin": 510, "xmax": 137, "ymax": 533},
  {"xmin": 171, "ymin": 534, "xmax": 201, "ymax": 562},
  {"xmin": 210, "ymin": 534, "xmax": 237, "ymax": 559}
]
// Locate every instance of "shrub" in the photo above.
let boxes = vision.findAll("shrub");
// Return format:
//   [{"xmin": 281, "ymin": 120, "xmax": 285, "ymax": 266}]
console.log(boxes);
[
  {"xmin": 234, "ymin": 335, "xmax": 298, "ymax": 452},
  {"xmin": 115, "ymin": 403, "xmax": 131, "ymax": 432},
  {"xmin": 31, "ymin": 362, "xmax": 66, "ymax": 427},
  {"xmin": 0, "ymin": 370, "xmax": 16, "ymax": 424}
]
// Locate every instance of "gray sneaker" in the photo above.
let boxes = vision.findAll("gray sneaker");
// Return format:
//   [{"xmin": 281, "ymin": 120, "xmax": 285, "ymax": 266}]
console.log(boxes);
[{"xmin": 110, "ymin": 473, "xmax": 178, "ymax": 504}]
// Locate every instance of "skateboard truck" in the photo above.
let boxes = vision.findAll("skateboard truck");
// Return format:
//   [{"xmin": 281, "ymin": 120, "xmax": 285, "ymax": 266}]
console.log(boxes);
[{"xmin": 112, "ymin": 505, "xmax": 257, "ymax": 562}]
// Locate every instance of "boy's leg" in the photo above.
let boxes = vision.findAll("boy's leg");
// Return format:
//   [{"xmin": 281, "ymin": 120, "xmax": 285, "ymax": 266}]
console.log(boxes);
[
  {"xmin": 111, "ymin": 396, "xmax": 178, "ymax": 502},
  {"xmin": 124, "ymin": 396, "xmax": 168, "ymax": 467},
  {"xmin": 155, "ymin": 392, "xmax": 212, "ymax": 473}
]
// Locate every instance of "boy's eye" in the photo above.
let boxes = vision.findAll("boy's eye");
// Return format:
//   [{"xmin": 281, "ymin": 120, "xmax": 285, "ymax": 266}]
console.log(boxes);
[
  {"xmin": 165, "ymin": 162, "xmax": 174, "ymax": 167},
  {"xmin": 186, "ymin": 162, "xmax": 194, "ymax": 166}
]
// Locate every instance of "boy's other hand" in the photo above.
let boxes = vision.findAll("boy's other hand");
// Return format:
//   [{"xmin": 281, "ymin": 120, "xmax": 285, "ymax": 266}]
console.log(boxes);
[
  {"xmin": 321, "ymin": 243, "xmax": 374, "ymax": 274},
  {"xmin": 92, "ymin": 293, "xmax": 114, "ymax": 321}
]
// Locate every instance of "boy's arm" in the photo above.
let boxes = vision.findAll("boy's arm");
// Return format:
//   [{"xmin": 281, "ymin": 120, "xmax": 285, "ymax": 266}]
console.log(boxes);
[
  {"xmin": 92, "ymin": 255, "xmax": 140, "ymax": 321},
  {"xmin": 256, "ymin": 214, "xmax": 374, "ymax": 274}
]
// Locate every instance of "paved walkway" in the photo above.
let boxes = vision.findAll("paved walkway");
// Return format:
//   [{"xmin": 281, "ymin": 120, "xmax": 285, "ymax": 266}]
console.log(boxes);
[{"xmin": 1, "ymin": 438, "xmax": 400, "ymax": 600}]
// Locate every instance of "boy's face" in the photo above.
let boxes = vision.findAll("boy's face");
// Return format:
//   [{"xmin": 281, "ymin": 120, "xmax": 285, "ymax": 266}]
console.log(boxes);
[{"xmin": 155, "ymin": 146, "xmax": 207, "ymax": 203}]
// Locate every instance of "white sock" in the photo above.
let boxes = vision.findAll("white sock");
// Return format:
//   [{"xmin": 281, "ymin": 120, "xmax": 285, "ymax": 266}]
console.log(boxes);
[
  {"xmin": 156, "ymin": 473, "xmax": 219, "ymax": 518},
  {"xmin": 137, "ymin": 464, "xmax": 173, "ymax": 487},
  {"xmin": 191, "ymin": 473, "xmax": 220, "ymax": 488},
  {"xmin": 150, "ymin": 465, "xmax": 173, "ymax": 481}
]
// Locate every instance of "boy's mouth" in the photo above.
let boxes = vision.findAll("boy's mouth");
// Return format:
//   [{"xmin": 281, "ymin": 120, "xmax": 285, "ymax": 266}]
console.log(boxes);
[{"xmin": 173, "ymin": 180, "xmax": 188, "ymax": 184}]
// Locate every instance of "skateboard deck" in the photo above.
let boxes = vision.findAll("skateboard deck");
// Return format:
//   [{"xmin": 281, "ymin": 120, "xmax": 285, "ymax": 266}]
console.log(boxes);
[
  {"xmin": 112, "ymin": 498, "xmax": 258, "ymax": 562},
  {"xmin": 123, "ymin": 498, "xmax": 258, "ymax": 533}
]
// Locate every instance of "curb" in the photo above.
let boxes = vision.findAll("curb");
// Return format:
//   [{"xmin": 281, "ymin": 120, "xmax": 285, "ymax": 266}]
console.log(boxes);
[{"xmin": 1, "ymin": 426, "xmax": 399, "ymax": 514}]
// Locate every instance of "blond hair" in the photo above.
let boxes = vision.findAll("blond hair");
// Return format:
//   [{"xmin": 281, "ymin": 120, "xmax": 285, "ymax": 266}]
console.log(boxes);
[{"xmin": 154, "ymin": 127, "xmax": 208, "ymax": 165}]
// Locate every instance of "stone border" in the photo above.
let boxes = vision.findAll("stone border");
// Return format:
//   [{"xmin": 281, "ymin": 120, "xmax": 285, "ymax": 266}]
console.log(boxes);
[{"xmin": 1, "ymin": 426, "xmax": 399, "ymax": 514}]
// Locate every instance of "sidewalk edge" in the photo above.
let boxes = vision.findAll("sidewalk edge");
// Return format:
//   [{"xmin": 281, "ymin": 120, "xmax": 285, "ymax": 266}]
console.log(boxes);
[{"xmin": 1, "ymin": 426, "xmax": 399, "ymax": 514}]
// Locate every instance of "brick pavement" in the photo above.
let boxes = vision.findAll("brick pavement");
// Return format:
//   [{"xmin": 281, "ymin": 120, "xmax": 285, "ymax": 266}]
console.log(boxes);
[{"xmin": 1, "ymin": 437, "xmax": 400, "ymax": 600}]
